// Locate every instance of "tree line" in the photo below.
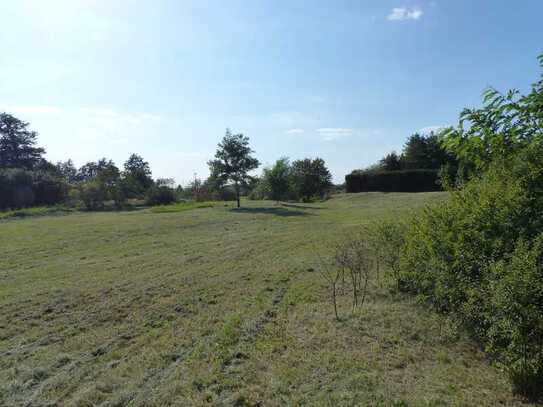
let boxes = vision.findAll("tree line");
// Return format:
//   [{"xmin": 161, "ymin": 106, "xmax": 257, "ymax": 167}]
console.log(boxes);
[
  {"xmin": 0, "ymin": 116, "xmax": 333, "ymax": 210},
  {"xmin": 346, "ymin": 132, "xmax": 458, "ymax": 192},
  {"xmin": 0, "ymin": 112, "xmax": 177, "ymax": 210}
]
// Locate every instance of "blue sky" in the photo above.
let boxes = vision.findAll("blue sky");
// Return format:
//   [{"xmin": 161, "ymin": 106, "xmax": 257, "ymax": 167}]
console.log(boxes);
[{"xmin": 1, "ymin": 1, "xmax": 542, "ymax": 184}]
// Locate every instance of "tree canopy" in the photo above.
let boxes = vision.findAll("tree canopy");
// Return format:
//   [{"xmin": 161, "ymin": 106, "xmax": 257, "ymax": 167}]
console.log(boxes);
[
  {"xmin": 208, "ymin": 129, "xmax": 260, "ymax": 208},
  {"xmin": 291, "ymin": 158, "xmax": 332, "ymax": 201},
  {"xmin": 0, "ymin": 113, "xmax": 45, "ymax": 170}
]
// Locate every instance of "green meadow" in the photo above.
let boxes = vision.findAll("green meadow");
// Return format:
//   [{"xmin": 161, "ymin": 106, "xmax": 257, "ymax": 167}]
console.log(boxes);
[{"xmin": 0, "ymin": 193, "xmax": 531, "ymax": 406}]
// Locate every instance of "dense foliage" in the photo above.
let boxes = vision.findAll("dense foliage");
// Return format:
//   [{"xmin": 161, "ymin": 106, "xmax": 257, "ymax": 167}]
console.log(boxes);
[
  {"xmin": 346, "ymin": 132, "xmax": 456, "ymax": 192},
  {"xmin": 0, "ymin": 111, "xmax": 172, "ymax": 210},
  {"xmin": 208, "ymin": 129, "xmax": 260, "ymax": 208},
  {"xmin": 390, "ymin": 54, "xmax": 543, "ymax": 399},
  {"xmin": 250, "ymin": 157, "xmax": 332, "ymax": 202},
  {"xmin": 345, "ymin": 169, "xmax": 440, "ymax": 193},
  {"xmin": 0, "ymin": 113, "xmax": 45, "ymax": 170},
  {"xmin": 146, "ymin": 185, "xmax": 177, "ymax": 206},
  {"xmin": 0, "ymin": 114, "xmax": 68, "ymax": 209}
]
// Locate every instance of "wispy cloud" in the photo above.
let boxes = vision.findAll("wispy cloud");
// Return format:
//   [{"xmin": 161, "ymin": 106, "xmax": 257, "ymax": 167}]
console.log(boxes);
[
  {"xmin": 6, "ymin": 105, "xmax": 161, "ymax": 124},
  {"xmin": 285, "ymin": 128, "xmax": 305, "ymax": 135},
  {"xmin": 387, "ymin": 7, "xmax": 423, "ymax": 21},
  {"xmin": 317, "ymin": 128, "xmax": 354, "ymax": 142}
]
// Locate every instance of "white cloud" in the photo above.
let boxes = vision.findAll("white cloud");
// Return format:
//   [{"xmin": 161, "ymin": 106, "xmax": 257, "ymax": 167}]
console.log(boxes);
[
  {"xmin": 316, "ymin": 128, "xmax": 354, "ymax": 142},
  {"xmin": 285, "ymin": 128, "xmax": 305, "ymax": 135},
  {"xmin": 418, "ymin": 125, "xmax": 447, "ymax": 135},
  {"xmin": 387, "ymin": 7, "xmax": 423, "ymax": 21}
]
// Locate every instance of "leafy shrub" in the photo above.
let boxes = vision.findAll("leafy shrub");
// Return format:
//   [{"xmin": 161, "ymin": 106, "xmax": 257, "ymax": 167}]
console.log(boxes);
[
  {"xmin": 345, "ymin": 169, "xmax": 441, "ymax": 193},
  {"xmin": 365, "ymin": 219, "xmax": 407, "ymax": 289},
  {"xmin": 0, "ymin": 168, "xmax": 68, "ymax": 210},
  {"xmin": 211, "ymin": 185, "xmax": 237, "ymax": 201},
  {"xmin": 31, "ymin": 171, "xmax": 68, "ymax": 206},
  {"xmin": 486, "ymin": 236, "xmax": 543, "ymax": 398},
  {"xmin": 247, "ymin": 178, "xmax": 270, "ymax": 200},
  {"xmin": 79, "ymin": 181, "xmax": 106, "ymax": 210},
  {"xmin": 146, "ymin": 185, "xmax": 176, "ymax": 206},
  {"xmin": 397, "ymin": 156, "xmax": 543, "ymax": 398},
  {"xmin": 392, "ymin": 54, "xmax": 543, "ymax": 398}
]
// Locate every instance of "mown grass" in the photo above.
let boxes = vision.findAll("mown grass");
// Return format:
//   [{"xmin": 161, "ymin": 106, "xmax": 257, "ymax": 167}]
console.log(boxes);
[
  {"xmin": 149, "ymin": 201, "xmax": 216, "ymax": 214},
  {"xmin": 0, "ymin": 192, "xmax": 534, "ymax": 406},
  {"xmin": 0, "ymin": 205, "xmax": 75, "ymax": 220}
]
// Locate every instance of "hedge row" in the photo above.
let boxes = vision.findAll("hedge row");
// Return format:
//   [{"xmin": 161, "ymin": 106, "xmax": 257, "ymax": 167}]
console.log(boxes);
[
  {"xmin": 0, "ymin": 168, "xmax": 68, "ymax": 210},
  {"xmin": 345, "ymin": 169, "xmax": 441, "ymax": 193}
]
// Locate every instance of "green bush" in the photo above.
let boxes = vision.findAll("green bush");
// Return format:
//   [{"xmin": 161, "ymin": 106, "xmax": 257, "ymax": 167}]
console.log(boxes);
[
  {"xmin": 146, "ymin": 185, "xmax": 176, "ymax": 206},
  {"xmin": 392, "ymin": 54, "xmax": 543, "ymax": 398},
  {"xmin": 365, "ymin": 219, "xmax": 407, "ymax": 289},
  {"xmin": 0, "ymin": 168, "xmax": 68, "ymax": 210},
  {"xmin": 79, "ymin": 181, "xmax": 106, "ymax": 210},
  {"xmin": 31, "ymin": 171, "xmax": 68, "ymax": 206},
  {"xmin": 345, "ymin": 169, "xmax": 441, "ymax": 193},
  {"xmin": 397, "ymin": 156, "xmax": 543, "ymax": 398},
  {"xmin": 486, "ymin": 236, "xmax": 543, "ymax": 398}
]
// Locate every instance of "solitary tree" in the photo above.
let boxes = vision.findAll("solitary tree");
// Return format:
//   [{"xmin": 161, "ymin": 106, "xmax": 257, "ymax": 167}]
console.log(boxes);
[
  {"xmin": 0, "ymin": 113, "xmax": 45, "ymax": 169},
  {"xmin": 208, "ymin": 129, "xmax": 259, "ymax": 208}
]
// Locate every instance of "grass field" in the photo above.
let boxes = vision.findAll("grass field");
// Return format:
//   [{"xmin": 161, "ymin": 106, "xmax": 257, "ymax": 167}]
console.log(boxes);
[{"xmin": 0, "ymin": 192, "xmax": 533, "ymax": 406}]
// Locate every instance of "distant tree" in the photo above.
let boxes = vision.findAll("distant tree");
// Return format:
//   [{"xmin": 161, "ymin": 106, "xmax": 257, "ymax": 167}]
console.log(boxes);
[
  {"xmin": 122, "ymin": 153, "xmax": 153, "ymax": 198},
  {"xmin": 0, "ymin": 113, "xmax": 45, "ymax": 169},
  {"xmin": 94, "ymin": 159, "xmax": 120, "ymax": 188},
  {"xmin": 208, "ymin": 129, "xmax": 260, "ymax": 208},
  {"xmin": 247, "ymin": 176, "xmax": 269, "ymax": 200},
  {"xmin": 379, "ymin": 152, "xmax": 403, "ymax": 171},
  {"xmin": 78, "ymin": 158, "xmax": 118, "ymax": 183},
  {"xmin": 146, "ymin": 185, "xmax": 176, "ymax": 206},
  {"xmin": 77, "ymin": 158, "xmax": 124, "ymax": 207},
  {"xmin": 187, "ymin": 175, "xmax": 209, "ymax": 202},
  {"xmin": 263, "ymin": 157, "xmax": 292, "ymax": 202},
  {"xmin": 403, "ymin": 133, "xmax": 430, "ymax": 169},
  {"xmin": 291, "ymin": 158, "xmax": 332, "ymax": 201},
  {"xmin": 79, "ymin": 181, "xmax": 106, "ymax": 210},
  {"xmin": 401, "ymin": 133, "xmax": 455, "ymax": 171},
  {"xmin": 56, "ymin": 159, "xmax": 78, "ymax": 183},
  {"xmin": 33, "ymin": 159, "xmax": 62, "ymax": 176},
  {"xmin": 156, "ymin": 178, "xmax": 175, "ymax": 187},
  {"xmin": 78, "ymin": 160, "xmax": 100, "ymax": 181}
]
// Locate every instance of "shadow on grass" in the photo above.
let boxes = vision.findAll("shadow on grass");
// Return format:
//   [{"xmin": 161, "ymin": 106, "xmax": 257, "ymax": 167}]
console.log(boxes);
[
  {"xmin": 281, "ymin": 203, "xmax": 327, "ymax": 210},
  {"xmin": 230, "ymin": 207, "xmax": 313, "ymax": 217}
]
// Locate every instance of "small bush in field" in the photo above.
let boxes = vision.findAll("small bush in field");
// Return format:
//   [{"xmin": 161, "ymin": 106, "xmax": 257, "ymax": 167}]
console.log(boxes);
[
  {"xmin": 335, "ymin": 237, "xmax": 373, "ymax": 312},
  {"xmin": 318, "ymin": 236, "xmax": 373, "ymax": 320}
]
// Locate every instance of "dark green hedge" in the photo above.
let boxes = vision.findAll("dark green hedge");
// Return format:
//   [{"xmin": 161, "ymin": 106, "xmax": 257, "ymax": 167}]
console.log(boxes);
[
  {"xmin": 0, "ymin": 168, "xmax": 68, "ymax": 209},
  {"xmin": 345, "ymin": 169, "xmax": 441, "ymax": 193}
]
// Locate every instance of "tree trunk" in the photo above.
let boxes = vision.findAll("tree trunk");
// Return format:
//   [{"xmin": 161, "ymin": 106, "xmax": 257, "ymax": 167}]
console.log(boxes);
[{"xmin": 235, "ymin": 182, "xmax": 240, "ymax": 208}]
